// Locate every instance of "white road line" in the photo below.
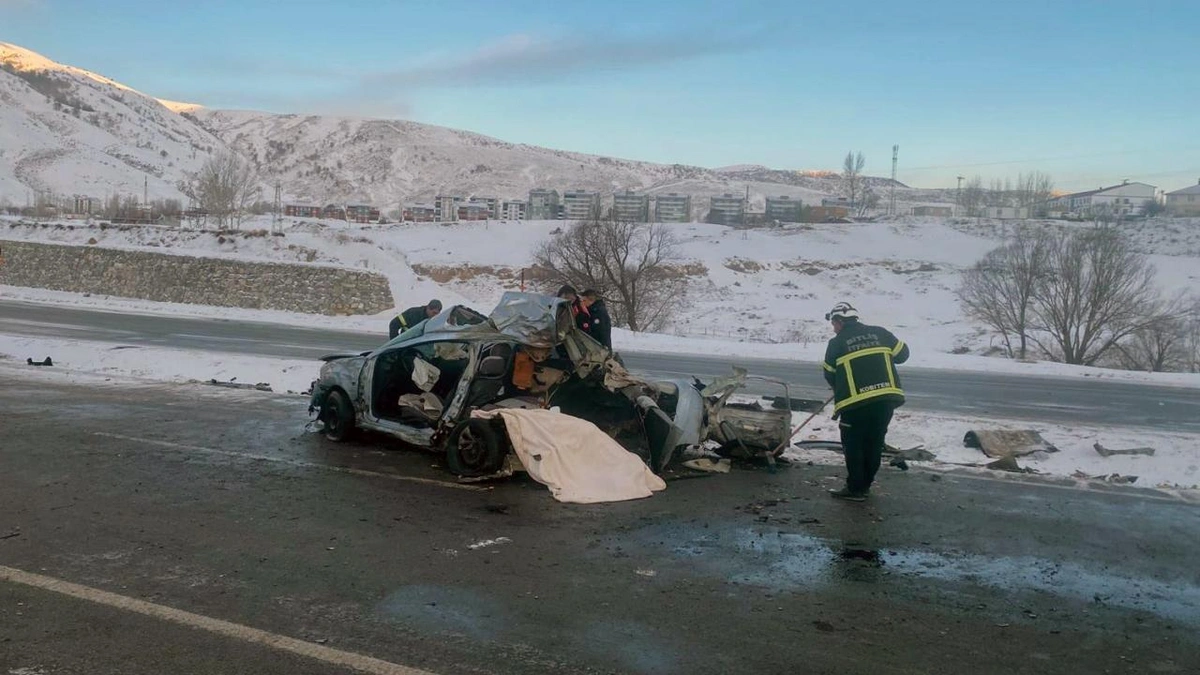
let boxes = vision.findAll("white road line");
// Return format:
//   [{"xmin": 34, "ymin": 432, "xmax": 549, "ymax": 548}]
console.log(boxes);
[
  {"xmin": 93, "ymin": 432, "xmax": 486, "ymax": 492},
  {"xmin": 0, "ymin": 565, "xmax": 437, "ymax": 675}
]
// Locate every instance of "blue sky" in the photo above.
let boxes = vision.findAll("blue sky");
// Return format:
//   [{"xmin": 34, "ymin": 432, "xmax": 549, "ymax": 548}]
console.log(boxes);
[{"xmin": 3, "ymin": 0, "xmax": 1199, "ymax": 191}]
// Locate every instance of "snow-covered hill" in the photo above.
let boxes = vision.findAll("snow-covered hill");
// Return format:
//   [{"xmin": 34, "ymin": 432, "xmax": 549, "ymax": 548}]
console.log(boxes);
[
  {"xmin": 0, "ymin": 42, "xmax": 950, "ymax": 213},
  {"xmin": 0, "ymin": 42, "xmax": 224, "ymax": 202}
]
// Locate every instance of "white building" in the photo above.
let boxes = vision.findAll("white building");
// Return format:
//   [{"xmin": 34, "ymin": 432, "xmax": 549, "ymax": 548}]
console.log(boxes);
[
  {"xmin": 527, "ymin": 189, "xmax": 560, "ymax": 220},
  {"xmin": 1048, "ymin": 181, "xmax": 1158, "ymax": 217},
  {"xmin": 981, "ymin": 206, "xmax": 1028, "ymax": 220},
  {"xmin": 561, "ymin": 190, "xmax": 601, "ymax": 221},
  {"xmin": 469, "ymin": 196, "xmax": 501, "ymax": 219},
  {"xmin": 765, "ymin": 195, "xmax": 802, "ymax": 222},
  {"xmin": 1165, "ymin": 180, "xmax": 1200, "ymax": 216},
  {"xmin": 501, "ymin": 200, "xmax": 527, "ymax": 221},
  {"xmin": 434, "ymin": 195, "xmax": 461, "ymax": 222},
  {"xmin": 612, "ymin": 191, "xmax": 650, "ymax": 222},
  {"xmin": 654, "ymin": 193, "xmax": 692, "ymax": 223},
  {"xmin": 709, "ymin": 193, "xmax": 746, "ymax": 225}
]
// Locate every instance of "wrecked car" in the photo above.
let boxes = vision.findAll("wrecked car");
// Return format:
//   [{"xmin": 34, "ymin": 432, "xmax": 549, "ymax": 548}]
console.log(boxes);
[{"xmin": 308, "ymin": 291, "xmax": 790, "ymax": 477}]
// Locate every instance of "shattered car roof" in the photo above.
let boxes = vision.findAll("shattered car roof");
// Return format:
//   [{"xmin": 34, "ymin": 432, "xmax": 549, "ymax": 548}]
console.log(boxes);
[
  {"xmin": 376, "ymin": 292, "xmax": 573, "ymax": 353},
  {"xmin": 488, "ymin": 292, "xmax": 573, "ymax": 348}
]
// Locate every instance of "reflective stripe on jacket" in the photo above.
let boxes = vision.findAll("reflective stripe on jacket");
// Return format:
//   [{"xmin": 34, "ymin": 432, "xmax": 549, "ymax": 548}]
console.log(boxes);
[{"xmin": 822, "ymin": 321, "xmax": 909, "ymax": 414}]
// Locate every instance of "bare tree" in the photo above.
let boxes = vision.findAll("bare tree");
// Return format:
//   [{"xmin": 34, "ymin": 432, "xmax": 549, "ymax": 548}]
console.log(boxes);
[
  {"xmin": 958, "ymin": 226, "xmax": 1053, "ymax": 359},
  {"xmin": 533, "ymin": 212, "xmax": 688, "ymax": 332},
  {"xmin": 842, "ymin": 151, "xmax": 865, "ymax": 212},
  {"xmin": 1184, "ymin": 298, "xmax": 1200, "ymax": 373},
  {"xmin": 856, "ymin": 185, "xmax": 879, "ymax": 217},
  {"xmin": 177, "ymin": 151, "xmax": 261, "ymax": 229},
  {"xmin": 985, "ymin": 178, "xmax": 1015, "ymax": 208},
  {"xmin": 1029, "ymin": 227, "xmax": 1159, "ymax": 366},
  {"xmin": 960, "ymin": 175, "xmax": 986, "ymax": 217},
  {"xmin": 1114, "ymin": 306, "xmax": 1187, "ymax": 372},
  {"xmin": 1014, "ymin": 172, "xmax": 1054, "ymax": 216}
]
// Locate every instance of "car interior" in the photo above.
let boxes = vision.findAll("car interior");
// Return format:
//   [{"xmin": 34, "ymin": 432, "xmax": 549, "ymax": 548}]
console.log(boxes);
[{"xmin": 371, "ymin": 341, "xmax": 472, "ymax": 426}]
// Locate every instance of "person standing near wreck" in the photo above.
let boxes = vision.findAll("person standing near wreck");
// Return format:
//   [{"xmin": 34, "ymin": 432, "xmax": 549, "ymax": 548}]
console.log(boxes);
[
  {"xmin": 389, "ymin": 299, "xmax": 442, "ymax": 340},
  {"xmin": 821, "ymin": 302, "xmax": 909, "ymax": 502},
  {"xmin": 579, "ymin": 289, "xmax": 612, "ymax": 350}
]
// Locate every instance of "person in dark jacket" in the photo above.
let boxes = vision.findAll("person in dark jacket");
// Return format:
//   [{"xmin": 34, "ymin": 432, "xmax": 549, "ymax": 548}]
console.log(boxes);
[
  {"xmin": 821, "ymin": 302, "xmax": 910, "ymax": 501},
  {"xmin": 580, "ymin": 289, "xmax": 612, "ymax": 349},
  {"xmin": 389, "ymin": 299, "xmax": 442, "ymax": 339},
  {"xmin": 556, "ymin": 284, "xmax": 594, "ymax": 334}
]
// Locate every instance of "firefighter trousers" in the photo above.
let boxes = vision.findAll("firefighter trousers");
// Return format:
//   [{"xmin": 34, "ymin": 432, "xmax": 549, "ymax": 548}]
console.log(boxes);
[{"xmin": 838, "ymin": 403, "xmax": 895, "ymax": 494}]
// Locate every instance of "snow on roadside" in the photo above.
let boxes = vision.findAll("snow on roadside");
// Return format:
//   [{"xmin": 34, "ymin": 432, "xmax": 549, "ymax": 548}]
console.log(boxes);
[
  {"xmin": 5, "ymin": 283, "xmax": 1200, "ymax": 389},
  {"xmin": 0, "ymin": 334, "xmax": 318, "ymax": 394},
  {"xmin": 784, "ymin": 407, "xmax": 1200, "ymax": 494}
]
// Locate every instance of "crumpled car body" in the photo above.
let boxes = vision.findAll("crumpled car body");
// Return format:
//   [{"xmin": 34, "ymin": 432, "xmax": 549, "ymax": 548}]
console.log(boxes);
[{"xmin": 308, "ymin": 291, "xmax": 788, "ymax": 477}]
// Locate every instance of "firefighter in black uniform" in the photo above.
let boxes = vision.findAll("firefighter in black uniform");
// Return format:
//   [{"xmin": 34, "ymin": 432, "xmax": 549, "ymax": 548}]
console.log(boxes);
[
  {"xmin": 389, "ymin": 299, "xmax": 442, "ymax": 340},
  {"xmin": 821, "ymin": 302, "xmax": 910, "ymax": 501}
]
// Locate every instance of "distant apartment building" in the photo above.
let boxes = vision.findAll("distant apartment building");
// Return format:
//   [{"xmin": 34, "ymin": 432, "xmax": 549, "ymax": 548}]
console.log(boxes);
[
  {"xmin": 612, "ymin": 191, "xmax": 650, "ymax": 222},
  {"xmin": 1166, "ymin": 180, "xmax": 1200, "ymax": 216},
  {"xmin": 346, "ymin": 204, "xmax": 380, "ymax": 223},
  {"xmin": 805, "ymin": 206, "xmax": 849, "ymax": 222},
  {"xmin": 284, "ymin": 204, "xmax": 322, "ymax": 218},
  {"xmin": 708, "ymin": 193, "xmax": 746, "ymax": 225},
  {"xmin": 501, "ymin": 200, "xmax": 527, "ymax": 221},
  {"xmin": 457, "ymin": 202, "xmax": 491, "ymax": 221},
  {"xmin": 765, "ymin": 195, "xmax": 802, "ymax": 222},
  {"xmin": 527, "ymin": 189, "xmax": 560, "ymax": 221},
  {"xmin": 72, "ymin": 195, "xmax": 101, "ymax": 215},
  {"xmin": 403, "ymin": 204, "xmax": 437, "ymax": 222},
  {"xmin": 1046, "ymin": 181, "xmax": 1158, "ymax": 217},
  {"xmin": 654, "ymin": 193, "xmax": 691, "ymax": 223},
  {"xmin": 435, "ymin": 195, "xmax": 461, "ymax": 222},
  {"xmin": 911, "ymin": 205, "xmax": 953, "ymax": 217},
  {"xmin": 322, "ymin": 204, "xmax": 346, "ymax": 220},
  {"xmin": 469, "ymin": 196, "xmax": 501, "ymax": 219},
  {"xmin": 821, "ymin": 197, "xmax": 855, "ymax": 209},
  {"xmin": 561, "ymin": 190, "xmax": 601, "ymax": 221},
  {"xmin": 981, "ymin": 206, "xmax": 1028, "ymax": 220}
]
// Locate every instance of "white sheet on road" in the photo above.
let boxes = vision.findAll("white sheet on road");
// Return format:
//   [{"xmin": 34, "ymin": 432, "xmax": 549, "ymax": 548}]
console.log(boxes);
[{"xmin": 472, "ymin": 408, "xmax": 666, "ymax": 504}]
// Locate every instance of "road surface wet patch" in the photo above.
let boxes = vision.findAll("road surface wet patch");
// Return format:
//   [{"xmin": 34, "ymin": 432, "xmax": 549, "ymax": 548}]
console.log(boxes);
[
  {"xmin": 377, "ymin": 584, "xmax": 505, "ymax": 641},
  {"xmin": 575, "ymin": 619, "xmax": 681, "ymax": 674},
  {"xmin": 620, "ymin": 521, "xmax": 1200, "ymax": 627}
]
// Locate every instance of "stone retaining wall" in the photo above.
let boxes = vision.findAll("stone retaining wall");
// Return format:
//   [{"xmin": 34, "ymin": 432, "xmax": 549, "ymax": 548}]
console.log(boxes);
[{"xmin": 0, "ymin": 240, "xmax": 393, "ymax": 316}]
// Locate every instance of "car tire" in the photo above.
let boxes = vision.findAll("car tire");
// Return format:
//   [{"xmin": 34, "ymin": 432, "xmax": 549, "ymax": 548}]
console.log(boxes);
[
  {"xmin": 445, "ymin": 418, "xmax": 508, "ymax": 477},
  {"xmin": 322, "ymin": 389, "xmax": 355, "ymax": 442}
]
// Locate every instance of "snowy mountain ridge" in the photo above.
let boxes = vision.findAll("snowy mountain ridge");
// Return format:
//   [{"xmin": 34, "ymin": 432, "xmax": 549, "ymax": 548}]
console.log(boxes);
[{"xmin": 0, "ymin": 41, "xmax": 930, "ymax": 211}]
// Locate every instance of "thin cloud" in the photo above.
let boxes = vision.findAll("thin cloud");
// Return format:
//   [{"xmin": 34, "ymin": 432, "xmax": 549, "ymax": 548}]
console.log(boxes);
[
  {"xmin": 360, "ymin": 28, "xmax": 775, "ymax": 90},
  {"xmin": 165, "ymin": 26, "xmax": 778, "ymax": 119}
]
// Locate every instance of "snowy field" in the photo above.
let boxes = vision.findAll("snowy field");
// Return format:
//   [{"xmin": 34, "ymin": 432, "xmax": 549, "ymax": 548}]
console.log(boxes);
[
  {"xmin": 3, "ymin": 214, "xmax": 1200, "ymax": 386},
  {"xmin": 3, "ymin": 333, "xmax": 1196, "ymax": 497}
]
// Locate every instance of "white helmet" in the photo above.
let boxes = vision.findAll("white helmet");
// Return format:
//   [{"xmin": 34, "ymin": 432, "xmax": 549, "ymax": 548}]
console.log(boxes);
[{"xmin": 824, "ymin": 302, "xmax": 859, "ymax": 321}]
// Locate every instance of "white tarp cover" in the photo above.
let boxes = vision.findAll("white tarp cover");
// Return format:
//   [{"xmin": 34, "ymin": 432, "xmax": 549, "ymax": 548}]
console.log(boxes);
[{"xmin": 472, "ymin": 408, "xmax": 666, "ymax": 504}]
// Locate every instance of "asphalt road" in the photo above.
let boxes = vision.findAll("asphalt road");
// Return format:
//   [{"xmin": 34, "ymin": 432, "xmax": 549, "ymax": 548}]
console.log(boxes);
[
  {"xmin": 3, "ymin": 299, "xmax": 1199, "ymax": 431},
  {"xmin": 1, "ymin": 371, "xmax": 1198, "ymax": 674}
]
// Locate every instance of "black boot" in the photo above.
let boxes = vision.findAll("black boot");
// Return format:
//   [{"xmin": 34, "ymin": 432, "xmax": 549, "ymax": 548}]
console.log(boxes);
[{"xmin": 828, "ymin": 487, "xmax": 867, "ymax": 502}]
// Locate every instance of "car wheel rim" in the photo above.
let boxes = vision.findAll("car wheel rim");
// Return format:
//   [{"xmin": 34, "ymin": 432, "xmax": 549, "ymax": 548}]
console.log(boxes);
[
  {"xmin": 325, "ymin": 402, "xmax": 340, "ymax": 433},
  {"xmin": 459, "ymin": 428, "xmax": 484, "ymax": 465}
]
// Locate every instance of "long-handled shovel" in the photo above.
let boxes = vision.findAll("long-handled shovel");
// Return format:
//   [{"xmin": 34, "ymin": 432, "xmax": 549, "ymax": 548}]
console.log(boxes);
[{"xmin": 769, "ymin": 394, "xmax": 835, "ymax": 458}]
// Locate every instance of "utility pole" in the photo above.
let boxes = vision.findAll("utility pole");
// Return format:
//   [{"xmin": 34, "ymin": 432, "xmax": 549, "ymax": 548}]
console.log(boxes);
[
  {"xmin": 272, "ymin": 181, "xmax": 282, "ymax": 233},
  {"xmin": 890, "ymin": 144, "xmax": 898, "ymax": 217},
  {"xmin": 143, "ymin": 176, "xmax": 148, "ymax": 223},
  {"xmin": 956, "ymin": 175, "xmax": 964, "ymax": 218}
]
